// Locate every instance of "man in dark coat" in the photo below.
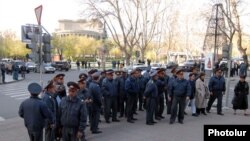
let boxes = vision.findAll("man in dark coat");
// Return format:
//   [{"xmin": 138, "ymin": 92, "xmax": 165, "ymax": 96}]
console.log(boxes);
[
  {"xmin": 42, "ymin": 81, "xmax": 59, "ymax": 141},
  {"xmin": 89, "ymin": 71, "xmax": 103, "ymax": 134},
  {"xmin": 206, "ymin": 68, "xmax": 226, "ymax": 115},
  {"xmin": 167, "ymin": 68, "xmax": 177, "ymax": 114},
  {"xmin": 155, "ymin": 68, "xmax": 166, "ymax": 119},
  {"xmin": 19, "ymin": 83, "xmax": 53, "ymax": 141},
  {"xmin": 125, "ymin": 69, "xmax": 140, "ymax": 123},
  {"xmin": 59, "ymin": 82, "xmax": 87, "ymax": 141},
  {"xmin": 144, "ymin": 70, "xmax": 158, "ymax": 125},
  {"xmin": 169, "ymin": 70, "xmax": 191, "ymax": 124}
]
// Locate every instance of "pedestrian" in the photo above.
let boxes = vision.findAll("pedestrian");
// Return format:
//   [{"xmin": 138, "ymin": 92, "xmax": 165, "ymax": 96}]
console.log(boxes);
[
  {"xmin": 125, "ymin": 69, "xmax": 140, "ymax": 123},
  {"xmin": 169, "ymin": 69, "xmax": 191, "ymax": 124},
  {"xmin": 20, "ymin": 65, "xmax": 26, "ymax": 78},
  {"xmin": 76, "ymin": 60, "xmax": 80, "ymax": 71},
  {"xmin": 12, "ymin": 63, "xmax": 19, "ymax": 80},
  {"xmin": 144, "ymin": 70, "xmax": 158, "ymax": 125},
  {"xmin": 89, "ymin": 71, "xmax": 103, "ymax": 134},
  {"xmin": 232, "ymin": 75, "xmax": 249, "ymax": 115},
  {"xmin": 59, "ymin": 81, "xmax": 87, "ymax": 141},
  {"xmin": 239, "ymin": 62, "xmax": 247, "ymax": 76},
  {"xmin": 185, "ymin": 73, "xmax": 198, "ymax": 116},
  {"xmin": 41, "ymin": 81, "xmax": 58, "ymax": 141},
  {"xmin": 206, "ymin": 68, "xmax": 226, "ymax": 115},
  {"xmin": 1, "ymin": 63, "xmax": 6, "ymax": 83},
  {"xmin": 195, "ymin": 72, "xmax": 210, "ymax": 115},
  {"xmin": 19, "ymin": 83, "xmax": 53, "ymax": 141}
]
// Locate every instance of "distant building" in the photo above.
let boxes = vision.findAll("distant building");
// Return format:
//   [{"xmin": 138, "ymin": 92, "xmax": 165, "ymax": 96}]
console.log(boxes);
[{"xmin": 55, "ymin": 19, "xmax": 105, "ymax": 40}]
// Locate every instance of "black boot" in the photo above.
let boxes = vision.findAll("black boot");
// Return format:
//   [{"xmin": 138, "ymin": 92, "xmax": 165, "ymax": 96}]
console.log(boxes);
[
  {"xmin": 201, "ymin": 108, "xmax": 207, "ymax": 115},
  {"xmin": 196, "ymin": 108, "xmax": 200, "ymax": 115}
]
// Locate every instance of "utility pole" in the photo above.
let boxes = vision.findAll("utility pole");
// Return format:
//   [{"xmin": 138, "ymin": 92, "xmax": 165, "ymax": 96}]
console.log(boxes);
[{"xmin": 225, "ymin": 43, "xmax": 233, "ymax": 107}]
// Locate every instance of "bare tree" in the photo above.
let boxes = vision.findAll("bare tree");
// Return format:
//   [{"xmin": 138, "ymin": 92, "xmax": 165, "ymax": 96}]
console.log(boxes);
[{"xmin": 85, "ymin": 0, "xmax": 141, "ymax": 65}]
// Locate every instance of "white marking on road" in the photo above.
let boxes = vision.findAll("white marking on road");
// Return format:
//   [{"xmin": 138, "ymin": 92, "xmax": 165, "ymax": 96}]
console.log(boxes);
[
  {"xmin": 0, "ymin": 116, "xmax": 5, "ymax": 122},
  {"xmin": 1, "ymin": 88, "xmax": 27, "ymax": 93},
  {"xmin": 16, "ymin": 97, "xmax": 29, "ymax": 100},
  {"xmin": 11, "ymin": 94, "xmax": 29, "ymax": 97},
  {"xmin": 5, "ymin": 91, "xmax": 28, "ymax": 95}
]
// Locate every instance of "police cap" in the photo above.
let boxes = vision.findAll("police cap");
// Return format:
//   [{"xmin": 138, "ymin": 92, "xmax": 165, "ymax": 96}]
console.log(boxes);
[{"xmin": 28, "ymin": 82, "xmax": 42, "ymax": 94}]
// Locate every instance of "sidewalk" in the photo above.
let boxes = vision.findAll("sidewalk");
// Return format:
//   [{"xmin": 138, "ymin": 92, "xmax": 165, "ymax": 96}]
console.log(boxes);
[{"xmin": 0, "ymin": 74, "xmax": 24, "ymax": 85}]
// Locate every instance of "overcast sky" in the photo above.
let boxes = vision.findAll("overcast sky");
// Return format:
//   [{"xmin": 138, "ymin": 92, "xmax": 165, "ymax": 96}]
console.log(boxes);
[{"xmin": 0, "ymin": 0, "xmax": 83, "ymax": 36}]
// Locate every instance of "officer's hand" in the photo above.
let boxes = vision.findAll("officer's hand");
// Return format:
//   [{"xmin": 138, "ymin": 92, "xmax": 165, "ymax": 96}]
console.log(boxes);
[
  {"xmin": 77, "ymin": 131, "xmax": 83, "ymax": 138},
  {"xmin": 186, "ymin": 97, "xmax": 190, "ymax": 101},
  {"xmin": 168, "ymin": 96, "xmax": 171, "ymax": 101},
  {"xmin": 89, "ymin": 99, "xmax": 93, "ymax": 103}
]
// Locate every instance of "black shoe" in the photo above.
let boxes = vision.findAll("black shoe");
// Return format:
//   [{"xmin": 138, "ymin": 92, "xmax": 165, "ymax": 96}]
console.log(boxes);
[
  {"xmin": 139, "ymin": 109, "xmax": 144, "ymax": 111},
  {"xmin": 92, "ymin": 131, "xmax": 102, "ymax": 134},
  {"xmin": 206, "ymin": 109, "xmax": 210, "ymax": 113},
  {"xmin": 146, "ymin": 122, "xmax": 154, "ymax": 125},
  {"xmin": 112, "ymin": 119, "xmax": 120, "ymax": 122},
  {"xmin": 202, "ymin": 112, "xmax": 207, "ymax": 115},
  {"xmin": 192, "ymin": 113, "xmax": 199, "ymax": 117},
  {"xmin": 106, "ymin": 120, "xmax": 110, "ymax": 123},
  {"xmin": 178, "ymin": 120, "xmax": 184, "ymax": 124},
  {"xmin": 155, "ymin": 117, "xmax": 161, "ymax": 120},
  {"xmin": 169, "ymin": 121, "xmax": 174, "ymax": 124},
  {"xmin": 217, "ymin": 113, "xmax": 224, "ymax": 116},
  {"xmin": 131, "ymin": 118, "xmax": 138, "ymax": 120},
  {"xmin": 184, "ymin": 112, "xmax": 187, "ymax": 115},
  {"xmin": 152, "ymin": 121, "xmax": 157, "ymax": 124},
  {"xmin": 127, "ymin": 120, "xmax": 134, "ymax": 123},
  {"xmin": 159, "ymin": 116, "xmax": 165, "ymax": 119}
]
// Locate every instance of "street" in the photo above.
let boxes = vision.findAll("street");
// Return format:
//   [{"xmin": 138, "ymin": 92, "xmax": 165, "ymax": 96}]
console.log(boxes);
[{"xmin": 0, "ymin": 69, "xmax": 249, "ymax": 141}]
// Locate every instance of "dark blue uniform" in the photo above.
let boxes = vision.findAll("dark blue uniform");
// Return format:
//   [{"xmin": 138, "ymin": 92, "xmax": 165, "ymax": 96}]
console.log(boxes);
[
  {"xmin": 169, "ymin": 78, "xmax": 191, "ymax": 123},
  {"xmin": 102, "ymin": 78, "xmax": 118, "ymax": 122},
  {"xmin": 77, "ymin": 88, "xmax": 92, "ymax": 125},
  {"xmin": 19, "ymin": 95, "xmax": 53, "ymax": 141},
  {"xmin": 125, "ymin": 76, "xmax": 139, "ymax": 122},
  {"xmin": 59, "ymin": 96, "xmax": 87, "ymax": 141},
  {"xmin": 155, "ymin": 77, "xmax": 165, "ymax": 118},
  {"xmin": 144, "ymin": 79, "xmax": 158, "ymax": 124},
  {"xmin": 89, "ymin": 81, "xmax": 102, "ymax": 133},
  {"xmin": 115, "ymin": 76, "xmax": 127, "ymax": 117},
  {"xmin": 167, "ymin": 75, "xmax": 176, "ymax": 114},
  {"xmin": 206, "ymin": 75, "xmax": 225, "ymax": 114},
  {"xmin": 42, "ymin": 92, "xmax": 58, "ymax": 141}
]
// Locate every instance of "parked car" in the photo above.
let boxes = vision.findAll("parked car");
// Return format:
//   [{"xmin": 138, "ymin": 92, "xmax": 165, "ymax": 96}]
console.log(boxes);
[
  {"xmin": 166, "ymin": 62, "xmax": 178, "ymax": 69},
  {"xmin": 36, "ymin": 63, "xmax": 55, "ymax": 73},
  {"xmin": 52, "ymin": 61, "xmax": 70, "ymax": 71},
  {"xmin": 150, "ymin": 63, "xmax": 164, "ymax": 70},
  {"xmin": 25, "ymin": 62, "xmax": 37, "ymax": 73},
  {"xmin": 181, "ymin": 60, "xmax": 196, "ymax": 72}
]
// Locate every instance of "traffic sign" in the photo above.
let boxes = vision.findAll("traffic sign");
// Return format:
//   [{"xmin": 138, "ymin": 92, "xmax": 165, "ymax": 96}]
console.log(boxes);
[{"xmin": 34, "ymin": 5, "xmax": 43, "ymax": 25}]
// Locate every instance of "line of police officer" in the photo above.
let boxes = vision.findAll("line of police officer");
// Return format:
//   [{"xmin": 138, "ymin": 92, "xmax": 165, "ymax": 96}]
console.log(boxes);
[{"xmin": 19, "ymin": 67, "xmax": 226, "ymax": 141}]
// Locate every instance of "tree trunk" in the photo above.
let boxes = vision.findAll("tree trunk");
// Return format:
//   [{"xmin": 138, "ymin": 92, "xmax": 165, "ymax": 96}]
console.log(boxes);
[
  {"xmin": 141, "ymin": 49, "xmax": 145, "ymax": 62},
  {"xmin": 125, "ymin": 53, "xmax": 131, "ymax": 66}
]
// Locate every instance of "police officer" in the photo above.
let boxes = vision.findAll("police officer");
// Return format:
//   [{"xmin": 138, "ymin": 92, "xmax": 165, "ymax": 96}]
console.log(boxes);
[
  {"xmin": 79, "ymin": 73, "xmax": 88, "ymax": 81},
  {"xmin": 19, "ymin": 83, "xmax": 53, "ymax": 141},
  {"xmin": 169, "ymin": 69, "xmax": 191, "ymax": 124},
  {"xmin": 125, "ymin": 69, "xmax": 140, "ymax": 123},
  {"xmin": 155, "ymin": 68, "xmax": 166, "ymax": 119},
  {"xmin": 137, "ymin": 68, "xmax": 146, "ymax": 111},
  {"xmin": 59, "ymin": 82, "xmax": 87, "ymax": 141},
  {"xmin": 89, "ymin": 71, "xmax": 103, "ymax": 134},
  {"xmin": 86, "ymin": 69, "xmax": 98, "ymax": 88},
  {"xmin": 53, "ymin": 74, "xmax": 66, "ymax": 101},
  {"xmin": 102, "ymin": 69, "xmax": 120, "ymax": 123},
  {"xmin": 42, "ymin": 81, "xmax": 59, "ymax": 141},
  {"xmin": 167, "ymin": 68, "xmax": 177, "ymax": 114},
  {"xmin": 117, "ymin": 70, "xmax": 127, "ymax": 118},
  {"xmin": 206, "ymin": 68, "xmax": 226, "ymax": 115},
  {"xmin": 144, "ymin": 70, "xmax": 158, "ymax": 125},
  {"xmin": 77, "ymin": 79, "xmax": 92, "ymax": 126}
]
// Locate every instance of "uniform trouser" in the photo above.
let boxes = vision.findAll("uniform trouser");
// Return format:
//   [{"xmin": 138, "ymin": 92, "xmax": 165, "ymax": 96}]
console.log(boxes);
[
  {"xmin": 132, "ymin": 93, "xmax": 139, "ymax": 113},
  {"xmin": 138, "ymin": 91, "xmax": 143, "ymax": 110},
  {"xmin": 91, "ymin": 107, "xmax": 101, "ymax": 132},
  {"xmin": 170, "ymin": 96, "xmax": 186, "ymax": 122},
  {"xmin": 62, "ymin": 127, "xmax": 85, "ymax": 141},
  {"xmin": 1, "ymin": 73, "xmax": 5, "ymax": 83},
  {"xmin": 127, "ymin": 94, "xmax": 136, "ymax": 121},
  {"xmin": 155, "ymin": 95, "xmax": 164, "ymax": 117},
  {"xmin": 27, "ymin": 129, "xmax": 43, "ymax": 141},
  {"xmin": 185, "ymin": 98, "xmax": 196, "ymax": 114},
  {"xmin": 45, "ymin": 126, "xmax": 55, "ymax": 141},
  {"xmin": 117, "ymin": 95, "xmax": 120, "ymax": 112},
  {"xmin": 119, "ymin": 94, "xmax": 126, "ymax": 117},
  {"xmin": 87, "ymin": 105, "xmax": 92, "ymax": 124},
  {"xmin": 104, "ymin": 96, "xmax": 118, "ymax": 121},
  {"xmin": 167, "ymin": 96, "xmax": 173, "ymax": 114},
  {"xmin": 146, "ymin": 98, "xmax": 156, "ymax": 123},
  {"xmin": 206, "ymin": 92, "xmax": 223, "ymax": 114}
]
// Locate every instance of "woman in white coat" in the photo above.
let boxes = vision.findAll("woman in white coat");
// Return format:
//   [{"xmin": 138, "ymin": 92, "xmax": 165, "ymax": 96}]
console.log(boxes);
[{"xmin": 195, "ymin": 72, "xmax": 210, "ymax": 115}]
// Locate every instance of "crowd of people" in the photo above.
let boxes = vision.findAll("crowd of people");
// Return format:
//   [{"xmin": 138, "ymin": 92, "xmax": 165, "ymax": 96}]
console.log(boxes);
[{"xmin": 18, "ymin": 66, "xmax": 249, "ymax": 141}]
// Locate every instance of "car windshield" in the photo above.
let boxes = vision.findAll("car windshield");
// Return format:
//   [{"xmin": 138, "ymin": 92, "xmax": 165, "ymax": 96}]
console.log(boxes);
[{"xmin": 44, "ymin": 64, "xmax": 52, "ymax": 67}]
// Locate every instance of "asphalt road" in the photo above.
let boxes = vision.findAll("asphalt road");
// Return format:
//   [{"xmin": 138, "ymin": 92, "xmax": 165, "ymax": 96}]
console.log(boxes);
[{"xmin": 0, "ymin": 69, "xmax": 249, "ymax": 141}]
